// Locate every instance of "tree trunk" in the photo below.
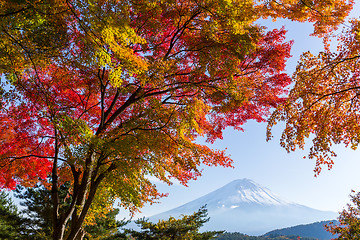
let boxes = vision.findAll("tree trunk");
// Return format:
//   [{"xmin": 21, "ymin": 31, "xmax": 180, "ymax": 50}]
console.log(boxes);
[
  {"xmin": 52, "ymin": 222, "xmax": 67, "ymax": 240},
  {"xmin": 52, "ymin": 133, "xmax": 67, "ymax": 240}
]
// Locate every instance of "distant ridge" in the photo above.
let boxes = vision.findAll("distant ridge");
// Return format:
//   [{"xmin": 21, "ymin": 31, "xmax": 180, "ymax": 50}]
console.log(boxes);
[
  {"xmin": 264, "ymin": 220, "xmax": 338, "ymax": 240},
  {"xmin": 150, "ymin": 179, "xmax": 337, "ymax": 235}
]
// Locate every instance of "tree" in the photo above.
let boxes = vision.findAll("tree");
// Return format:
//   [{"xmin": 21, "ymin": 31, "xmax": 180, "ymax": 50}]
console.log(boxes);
[
  {"xmin": 267, "ymin": 18, "xmax": 360, "ymax": 175},
  {"xmin": 0, "ymin": 0, "xmax": 70, "ymax": 74},
  {"xmin": 0, "ymin": 0, "xmax": 354, "ymax": 239},
  {"xmin": 124, "ymin": 206, "xmax": 222, "ymax": 240},
  {"xmin": 0, "ymin": 191, "xmax": 24, "ymax": 239},
  {"xmin": 326, "ymin": 190, "xmax": 360, "ymax": 239},
  {"xmin": 14, "ymin": 183, "xmax": 72, "ymax": 239},
  {"xmin": 84, "ymin": 209, "xmax": 126, "ymax": 240},
  {"xmin": 14, "ymin": 183, "xmax": 124, "ymax": 239}
]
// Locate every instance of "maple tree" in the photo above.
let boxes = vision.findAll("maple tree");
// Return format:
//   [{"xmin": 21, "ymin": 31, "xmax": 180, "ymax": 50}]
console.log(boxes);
[
  {"xmin": 0, "ymin": 0, "xmax": 354, "ymax": 239},
  {"xmin": 326, "ymin": 190, "xmax": 360, "ymax": 239},
  {"xmin": 0, "ymin": 0, "xmax": 69, "ymax": 74},
  {"xmin": 13, "ymin": 183, "xmax": 123, "ymax": 239},
  {"xmin": 267, "ymin": 18, "xmax": 360, "ymax": 175}
]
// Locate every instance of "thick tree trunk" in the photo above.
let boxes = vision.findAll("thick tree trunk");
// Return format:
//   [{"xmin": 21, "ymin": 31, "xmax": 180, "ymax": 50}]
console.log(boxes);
[
  {"xmin": 53, "ymin": 222, "xmax": 67, "ymax": 240},
  {"xmin": 51, "ymin": 151, "xmax": 93, "ymax": 240},
  {"xmin": 52, "ymin": 133, "xmax": 67, "ymax": 240},
  {"xmin": 52, "ymin": 179, "xmax": 90, "ymax": 240},
  {"xmin": 51, "ymin": 128, "xmax": 116, "ymax": 240},
  {"xmin": 64, "ymin": 163, "xmax": 117, "ymax": 240}
]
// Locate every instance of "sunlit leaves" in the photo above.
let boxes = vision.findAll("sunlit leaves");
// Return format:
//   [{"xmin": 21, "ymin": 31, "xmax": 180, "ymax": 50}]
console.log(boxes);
[
  {"xmin": 0, "ymin": 0, "xmax": 351, "ymax": 201},
  {"xmin": 258, "ymin": 0, "xmax": 354, "ymax": 36},
  {"xmin": 0, "ymin": 0, "xmax": 355, "ymax": 238},
  {"xmin": 0, "ymin": 0, "xmax": 69, "ymax": 74},
  {"xmin": 267, "ymin": 19, "xmax": 360, "ymax": 175},
  {"xmin": 326, "ymin": 190, "xmax": 360, "ymax": 238}
]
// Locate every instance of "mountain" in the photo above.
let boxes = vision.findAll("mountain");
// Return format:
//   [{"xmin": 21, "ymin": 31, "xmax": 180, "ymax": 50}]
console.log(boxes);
[
  {"xmin": 150, "ymin": 179, "xmax": 337, "ymax": 236},
  {"xmin": 264, "ymin": 220, "xmax": 338, "ymax": 240},
  {"xmin": 215, "ymin": 232, "xmax": 318, "ymax": 240}
]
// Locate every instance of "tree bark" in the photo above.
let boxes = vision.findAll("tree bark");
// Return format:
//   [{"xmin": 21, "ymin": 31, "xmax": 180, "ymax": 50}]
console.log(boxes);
[{"xmin": 52, "ymin": 131, "xmax": 67, "ymax": 240}]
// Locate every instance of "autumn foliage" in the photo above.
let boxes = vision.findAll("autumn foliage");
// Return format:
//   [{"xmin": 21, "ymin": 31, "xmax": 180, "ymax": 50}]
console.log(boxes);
[
  {"xmin": 0, "ymin": 0, "xmax": 354, "ymax": 239},
  {"xmin": 267, "ymin": 18, "xmax": 360, "ymax": 175},
  {"xmin": 326, "ymin": 190, "xmax": 360, "ymax": 239}
]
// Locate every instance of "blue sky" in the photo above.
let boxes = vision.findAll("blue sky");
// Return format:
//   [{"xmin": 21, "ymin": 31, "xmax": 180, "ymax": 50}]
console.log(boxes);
[{"xmin": 119, "ymin": 3, "xmax": 360, "ymax": 219}]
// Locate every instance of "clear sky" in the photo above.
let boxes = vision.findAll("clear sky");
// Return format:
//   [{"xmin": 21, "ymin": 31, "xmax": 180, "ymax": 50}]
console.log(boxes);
[{"xmin": 118, "ymin": 3, "xmax": 360, "ymax": 220}]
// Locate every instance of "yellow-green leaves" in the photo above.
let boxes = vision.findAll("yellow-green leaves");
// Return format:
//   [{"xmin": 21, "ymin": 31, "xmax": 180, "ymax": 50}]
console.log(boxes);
[{"xmin": 84, "ymin": 6, "xmax": 149, "ymax": 87}]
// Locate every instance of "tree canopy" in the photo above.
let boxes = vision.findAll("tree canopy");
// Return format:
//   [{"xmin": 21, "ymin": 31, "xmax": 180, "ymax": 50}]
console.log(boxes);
[
  {"xmin": 326, "ymin": 190, "xmax": 360, "ymax": 239},
  {"xmin": 0, "ymin": 0, "xmax": 355, "ymax": 239},
  {"xmin": 267, "ymin": 17, "xmax": 360, "ymax": 175},
  {"xmin": 124, "ymin": 206, "xmax": 222, "ymax": 240}
]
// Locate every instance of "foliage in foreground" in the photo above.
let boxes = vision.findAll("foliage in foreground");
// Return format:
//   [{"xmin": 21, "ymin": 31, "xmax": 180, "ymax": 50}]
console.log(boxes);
[
  {"xmin": 0, "ymin": 191, "xmax": 24, "ymax": 239},
  {"xmin": 326, "ymin": 190, "xmax": 360, "ymax": 239},
  {"xmin": 123, "ymin": 206, "xmax": 223, "ymax": 240},
  {"xmin": 13, "ymin": 184, "xmax": 124, "ymax": 239},
  {"xmin": 267, "ymin": 17, "xmax": 360, "ymax": 175},
  {"xmin": 0, "ymin": 0, "xmax": 355, "ymax": 239}
]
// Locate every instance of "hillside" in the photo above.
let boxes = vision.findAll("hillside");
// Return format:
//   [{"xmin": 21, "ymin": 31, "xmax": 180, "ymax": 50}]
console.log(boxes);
[
  {"xmin": 264, "ymin": 220, "xmax": 338, "ymax": 240},
  {"xmin": 214, "ymin": 232, "xmax": 317, "ymax": 240}
]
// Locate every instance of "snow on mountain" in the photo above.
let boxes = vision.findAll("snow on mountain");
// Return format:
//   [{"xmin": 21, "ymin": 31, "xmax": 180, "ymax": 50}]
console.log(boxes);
[{"xmin": 149, "ymin": 179, "xmax": 337, "ymax": 236}]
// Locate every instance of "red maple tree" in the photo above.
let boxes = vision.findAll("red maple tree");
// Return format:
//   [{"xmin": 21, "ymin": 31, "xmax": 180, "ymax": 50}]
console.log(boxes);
[{"xmin": 0, "ymin": 0, "xmax": 353, "ymax": 239}]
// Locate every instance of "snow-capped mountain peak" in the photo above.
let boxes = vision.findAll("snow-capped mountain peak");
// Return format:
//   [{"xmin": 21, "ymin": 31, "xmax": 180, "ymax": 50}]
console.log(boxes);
[
  {"xmin": 173, "ymin": 178, "xmax": 290, "ymax": 211},
  {"xmin": 209, "ymin": 178, "xmax": 290, "ymax": 207},
  {"xmin": 150, "ymin": 178, "xmax": 337, "ymax": 235}
]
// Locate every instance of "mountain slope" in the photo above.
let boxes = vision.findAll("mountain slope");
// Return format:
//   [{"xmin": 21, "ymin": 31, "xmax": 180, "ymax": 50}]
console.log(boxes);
[
  {"xmin": 150, "ymin": 179, "xmax": 337, "ymax": 235},
  {"xmin": 215, "ymin": 232, "xmax": 318, "ymax": 240},
  {"xmin": 264, "ymin": 220, "xmax": 338, "ymax": 240}
]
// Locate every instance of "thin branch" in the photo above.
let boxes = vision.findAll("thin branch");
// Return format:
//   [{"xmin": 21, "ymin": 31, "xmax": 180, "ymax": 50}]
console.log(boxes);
[
  {"xmin": 163, "ymin": 10, "xmax": 202, "ymax": 59},
  {"xmin": 1, "ymin": 154, "xmax": 66, "ymax": 162},
  {"xmin": 0, "ymin": 6, "xmax": 32, "ymax": 17},
  {"xmin": 306, "ymin": 86, "xmax": 360, "ymax": 111},
  {"xmin": 97, "ymin": 87, "xmax": 143, "ymax": 135},
  {"xmin": 103, "ymin": 88, "xmax": 120, "ymax": 121},
  {"xmin": 51, "ymin": 129, "xmax": 60, "ymax": 239}
]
